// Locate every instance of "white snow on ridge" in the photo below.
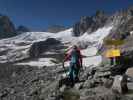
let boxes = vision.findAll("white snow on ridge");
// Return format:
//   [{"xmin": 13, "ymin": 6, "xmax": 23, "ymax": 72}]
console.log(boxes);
[
  {"xmin": 79, "ymin": 26, "xmax": 113, "ymax": 45},
  {"xmin": 79, "ymin": 25, "xmax": 113, "ymax": 67},
  {"xmin": 0, "ymin": 25, "xmax": 112, "ymax": 44},
  {"xmin": 0, "ymin": 25, "xmax": 113, "ymax": 68},
  {"xmin": 0, "ymin": 28, "xmax": 73, "ymax": 43},
  {"xmin": 55, "ymin": 25, "xmax": 113, "ymax": 46},
  {"xmin": 0, "ymin": 25, "xmax": 112, "ymax": 45},
  {"xmin": 4, "ymin": 32, "xmax": 54, "ymax": 43},
  {"xmin": 16, "ymin": 58, "xmax": 57, "ymax": 68}
]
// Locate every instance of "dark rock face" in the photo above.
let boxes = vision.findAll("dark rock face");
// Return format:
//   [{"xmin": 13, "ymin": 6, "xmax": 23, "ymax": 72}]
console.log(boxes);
[
  {"xmin": 47, "ymin": 25, "xmax": 67, "ymax": 33},
  {"xmin": 73, "ymin": 7, "xmax": 133, "ymax": 37},
  {"xmin": 121, "ymin": 74, "xmax": 128, "ymax": 94},
  {"xmin": 113, "ymin": 7, "xmax": 133, "ymax": 35},
  {"xmin": 73, "ymin": 11, "xmax": 108, "ymax": 36},
  {"xmin": 0, "ymin": 15, "xmax": 16, "ymax": 38},
  {"xmin": 29, "ymin": 38, "xmax": 61, "ymax": 57},
  {"xmin": 16, "ymin": 25, "xmax": 30, "ymax": 33},
  {"xmin": 105, "ymin": 9, "xmax": 133, "ymax": 40}
]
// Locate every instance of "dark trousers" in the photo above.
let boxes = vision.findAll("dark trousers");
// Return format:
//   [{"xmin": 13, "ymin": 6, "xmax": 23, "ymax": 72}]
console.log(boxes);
[
  {"xmin": 69, "ymin": 63, "xmax": 80, "ymax": 85},
  {"xmin": 110, "ymin": 57, "xmax": 120, "ymax": 65},
  {"xmin": 110, "ymin": 57, "xmax": 115, "ymax": 65}
]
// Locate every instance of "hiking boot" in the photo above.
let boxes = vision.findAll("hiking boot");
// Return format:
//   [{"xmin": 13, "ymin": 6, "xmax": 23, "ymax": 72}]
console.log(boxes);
[{"xmin": 75, "ymin": 77, "xmax": 79, "ymax": 83}]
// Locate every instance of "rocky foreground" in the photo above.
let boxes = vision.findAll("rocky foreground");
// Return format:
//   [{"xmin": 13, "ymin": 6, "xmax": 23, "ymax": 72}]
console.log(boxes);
[{"xmin": 0, "ymin": 57, "xmax": 133, "ymax": 100}]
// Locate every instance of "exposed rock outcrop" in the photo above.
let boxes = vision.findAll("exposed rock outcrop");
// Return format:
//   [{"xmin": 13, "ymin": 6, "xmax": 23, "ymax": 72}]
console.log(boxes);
[
  {"xmin": 73, "ymin": 10, "xmax": 108, "ymax": 36},
  {"xmin": 47, "ymin": 25, "xmax": 67, "ymax": 33},
  {"xmin": 0, "ymin": 15, "xmax": 16, "ymax": 38},
  {"xmin": 29, "ymin": 38, "xmax": 61, "ymax": 57}
]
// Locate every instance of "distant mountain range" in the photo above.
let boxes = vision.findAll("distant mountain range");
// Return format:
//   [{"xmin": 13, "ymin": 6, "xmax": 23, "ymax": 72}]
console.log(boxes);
[
  {"xmin": 46, "ymin": 25, "xmax": 67, "ymax": 33},
  {"xmin": 72, "ymin": 7, "xmax": 133, "ymax": 37},
  {"xmin": 0, "ymin": 6, "xmax": 133, "ymax": 40},
  {"xmin": 0, "ymin": 15, "xmax": 69, "ymax": 39},
  {"xmin": 0, "ymin": 15, "xmax": 31, "ymax": 39}
]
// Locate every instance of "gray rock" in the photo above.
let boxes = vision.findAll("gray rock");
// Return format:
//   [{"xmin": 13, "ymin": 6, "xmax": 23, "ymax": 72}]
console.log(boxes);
[
  {"xmin": 83, "ymin": 80, "xmax": 95, "ymax": 89},
  {"xmin": 73, "ymin": 11, "xmax": 108, "ymax": 36},
  {"xmin": 112, "ymin": 75, "xmax": 123, "ymax": 94},
  {"xmin": 103, "ymin": 78, "xmax": 113, "ymax": 88},
  {"xmin": 94, "ymin": 71, "xmax": 111, "ymax": 78},
  {"xmin": 126, "ymin": 67, "xmax": 133, "ymax": 78},
  {"xmin": 112, "ymin": 75, "xmax": 128, "ymax": 94},
  {"xmin": 29, "ymin": 38, "xmax": 61, "ymax": 57},
  {"xmin": 80, "ymin": 86, "xmax": 120, "ymax": 100},
  {"xmin": 62, "ymin": 87, "xmax": 80, "ymax": 100}
]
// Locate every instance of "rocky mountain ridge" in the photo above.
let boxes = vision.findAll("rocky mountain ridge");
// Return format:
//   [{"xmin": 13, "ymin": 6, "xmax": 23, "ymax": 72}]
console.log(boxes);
[
  {"xmin": 0, "ymin": 15, "xmax": 16, "ymax": 38},
  {"xmin": 72, "ymin": 6, "xmax": 133, "ymax": 38},
  {"xmin": 46, "ymin": 25, "xmax": 67, "ymax": 33}
]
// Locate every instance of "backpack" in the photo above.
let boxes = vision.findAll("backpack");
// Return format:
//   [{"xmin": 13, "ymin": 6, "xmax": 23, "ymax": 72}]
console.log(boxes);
[{"xmin": 70, "ymin": 49, "xmax": 80, "ymax": 63}]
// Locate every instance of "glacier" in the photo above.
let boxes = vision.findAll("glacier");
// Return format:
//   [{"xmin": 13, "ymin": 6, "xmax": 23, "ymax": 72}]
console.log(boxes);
[{"xmin": 0, "ymin": 24, "xmax": 113, "ymax": 68}]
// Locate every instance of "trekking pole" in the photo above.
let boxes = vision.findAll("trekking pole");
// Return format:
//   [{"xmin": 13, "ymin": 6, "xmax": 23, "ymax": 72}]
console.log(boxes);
[{"xmin": 62, "ymin": 61, "xmax": 67, "ymax": 76}]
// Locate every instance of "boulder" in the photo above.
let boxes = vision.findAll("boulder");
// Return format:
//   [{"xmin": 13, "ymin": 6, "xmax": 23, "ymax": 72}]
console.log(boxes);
[
  {"xmin": 62, "ymin": 87, "xmax": 80, "ymax": 100},
  {"xmin": 94, "ymin": 71, "xmax": 111, "ymax": 78},
  {"xmin": 83, "ymin": 80, "xmax": 96, "ymax": 89},
  {"xmin": 126, "ymin": 67, "xmax": 133, "ymax": 78},
  {"xmin": 80, "ymin": 86, "xmax": 121, "ymax": 100},
  {"xmin": 112, "ymin": 75, "xmax": 128, "ymax": 94},
  {"xmin": 103, "ymin": 78, "xmax": 113, "ymax": 88}
]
